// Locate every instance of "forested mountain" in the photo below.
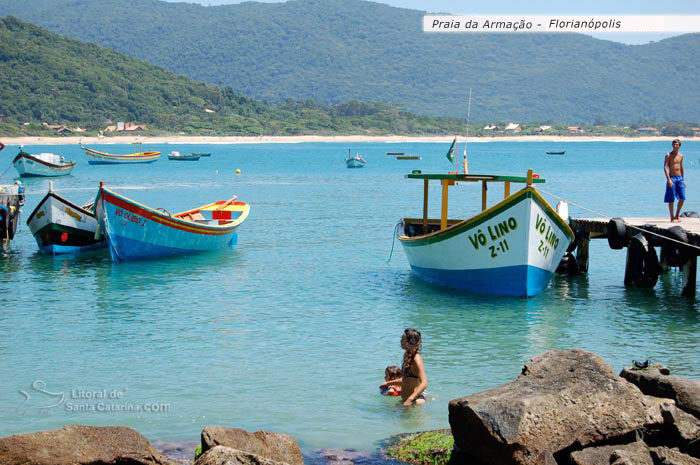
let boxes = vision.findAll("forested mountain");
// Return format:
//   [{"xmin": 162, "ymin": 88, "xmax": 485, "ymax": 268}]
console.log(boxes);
[
  {"xmin": 0, "ymin": 17, "xmax": 465, "ymax": 136},
  {"xmin": 1, "ymin": 0, "xmax": 699, "ymax": 123}
]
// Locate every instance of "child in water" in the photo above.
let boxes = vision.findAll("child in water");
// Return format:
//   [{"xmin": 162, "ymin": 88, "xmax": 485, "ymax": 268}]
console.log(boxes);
[
  {"xmin": 399, "ymin": 328, "xmax": 427, "ymax": 406},
  {"xmin": 379, "ymin": 366, "xmax": 402, "ymax": 396}
]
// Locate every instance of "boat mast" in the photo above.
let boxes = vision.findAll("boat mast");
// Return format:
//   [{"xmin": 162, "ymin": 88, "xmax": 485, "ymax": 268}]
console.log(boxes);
[{"xmin": 464, "ymin": 88, "xmax": 472, "ymax": 174}]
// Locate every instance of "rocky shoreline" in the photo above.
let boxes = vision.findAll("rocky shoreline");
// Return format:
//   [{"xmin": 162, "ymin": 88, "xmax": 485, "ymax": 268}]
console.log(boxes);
[{"xmin": 2, "ymin": 349, "xmax": 698, "ymax": 465}]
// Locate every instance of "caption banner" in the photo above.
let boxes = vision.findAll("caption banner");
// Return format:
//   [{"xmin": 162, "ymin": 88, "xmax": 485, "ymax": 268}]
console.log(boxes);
[{"xmin": 423, "ymin": 16, "xmax": 700, "ymax": 33}]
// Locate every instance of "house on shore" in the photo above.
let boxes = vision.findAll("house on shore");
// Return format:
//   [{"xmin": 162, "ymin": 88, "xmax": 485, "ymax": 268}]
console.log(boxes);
[
  {"xmin": 103, "ymin": 122, "xmax": 149, "ymax": 132},
  {"xmin": 504, "ymin": 123, "xmax": 521, "ymax": 135}
]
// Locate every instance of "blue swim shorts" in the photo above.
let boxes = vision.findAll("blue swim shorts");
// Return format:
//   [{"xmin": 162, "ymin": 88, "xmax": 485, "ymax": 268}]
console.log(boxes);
[{"xmin": 664, "ymin": 176, "xmax": 686, "ymax": 202}]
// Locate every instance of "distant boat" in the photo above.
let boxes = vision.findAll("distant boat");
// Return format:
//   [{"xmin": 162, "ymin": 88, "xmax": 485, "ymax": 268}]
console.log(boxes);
[
  {"xmin": 80, "ymin": 142, "xmax": 160, "ymax": 164},
  {"xmin": 94, "ymin": 183, "xmax": 250, "ymax": 262},
  {"xmin": 192, "ymin": 152, "xmax": 212, "ymax": 157},
  {"xmin": 345, "ymin": 149, "xmax": 366, "ymax": 168},
  {"xmin": 168, "ymin": 151, "xmax": 201, "ymax": 161},
  {"xmin": 396, "ymin": 155, "xmax": 421, "ymax": 160},
  {"xmin": 386, "ymin": 152, "xmax": 405, "ymax": 156},
  {"xmin": 26, "ymin": 183, "xmax": 106, "ymax": 254},
  {"xmin": 0, "ymin": 181, "xmax": 24, "ymax": 249},
  {"xmin": 545, "ymin": 151, "xmax": 565, "ymax": 155},
  {"xmin": 13, "ymin": 150, "xmax": 75, "ymax": 177}
]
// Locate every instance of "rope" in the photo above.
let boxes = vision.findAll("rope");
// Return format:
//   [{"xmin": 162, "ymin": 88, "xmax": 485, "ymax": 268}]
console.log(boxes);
[
  {"xmin": 387, "ymin": 222, "xmax": 400, "ymax": 264},
  {"xmin": 537, "ymin": 187, "xmax": 700, "ymax": 252},
  {"xmin": 0, "ymin": 161, "xmax": 13, "ymax": 179}
]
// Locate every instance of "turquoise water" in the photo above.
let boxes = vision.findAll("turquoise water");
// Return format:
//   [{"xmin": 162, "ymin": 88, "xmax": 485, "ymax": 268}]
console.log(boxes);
[{"xmin": 1, "ymin": 141, "xmax": 700, "ymax": 453}]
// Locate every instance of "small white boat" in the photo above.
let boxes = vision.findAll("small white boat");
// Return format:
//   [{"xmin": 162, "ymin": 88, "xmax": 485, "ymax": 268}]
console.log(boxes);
[
  {"xmin": 13, "ymin": 150, "xmax": 75, "ymax": 177},
  {"xmin": 26, "ymin": 183, "xmax": 106, "ymax": 254},
  {"xmin": 168, "ymin": 151, "xmax": 201, "ymax": 161},
  {"xmin": 345, "ymin": 149, "xmax": 366, "ymax": 168},
  {"xmin": 397, "ymin": 170, "xmax": 573, "ymax": 297}
]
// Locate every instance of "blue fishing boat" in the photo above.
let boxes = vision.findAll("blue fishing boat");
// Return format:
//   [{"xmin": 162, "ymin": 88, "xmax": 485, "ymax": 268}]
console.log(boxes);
[
  {"xmin": 345, "ymin": 149, "xmax": 366, "ymax": 168},
  {"xmin": 94, "ymin": 183, "xmax": 250, "ymax": 261}
]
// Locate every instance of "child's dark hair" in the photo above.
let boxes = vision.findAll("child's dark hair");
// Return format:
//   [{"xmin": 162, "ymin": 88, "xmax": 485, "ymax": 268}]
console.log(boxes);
[
  {"xmin": 402, "ymin": 328, "xmax": 422, "ymax": 377},
  {"xmin": 385, "ymin": 365, "xmax": 401, "ymax": 380}
]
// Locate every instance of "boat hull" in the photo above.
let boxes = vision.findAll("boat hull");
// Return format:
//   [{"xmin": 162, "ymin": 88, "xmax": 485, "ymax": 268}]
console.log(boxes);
[
  {"xmin": 346, "ymin": 159, "xmax": 365, "ymax": 168},
  {"xmin": 95, "ymin": 187, "xmax": 246, "ymax": 261},
  {"xmin": 83, "ymin": 147, "xmax": 160, "ymax": 164},
  {"xmin": 26, "ymin": 192, "xmax": 106, "ymax": 254},
  {"xmin": 398, "ymin": 187, "xmax": 574, "ymax": 297},
  {"xmin": 13, "ymin": 153, "xmax": 74, "ymax": 177}
]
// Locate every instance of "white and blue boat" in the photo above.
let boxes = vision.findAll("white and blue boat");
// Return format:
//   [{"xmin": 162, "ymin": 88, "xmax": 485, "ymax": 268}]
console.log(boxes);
[
  {"xmin": 94, "ymin": 183, "xmax": 250, "ymax": 262},
  {"xmin": 26, "ymin": 184, "xmax": 106, "ymax": 254},
  {"xmin": 13, "ymin": 150, "xmax": 75, "ymax": 177},
  {"xmin": 397, "ymin": 170, "xmax": 573, "ymax": 297},
  {"xmin": 345, "ymin": 149, "xmax": 366, "ymax": 168}
]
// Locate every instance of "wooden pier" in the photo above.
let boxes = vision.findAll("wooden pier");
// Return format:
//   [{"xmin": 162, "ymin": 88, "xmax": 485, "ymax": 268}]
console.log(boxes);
[{"xmin": 566, "ymin": 216, "xmax": 700, "ymax": 296}]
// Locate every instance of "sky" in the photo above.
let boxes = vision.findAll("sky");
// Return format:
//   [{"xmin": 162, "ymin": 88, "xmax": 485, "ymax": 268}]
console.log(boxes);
[{"xmin": 161, "ymin": 0, "xmax": 700, "ymax": 44}]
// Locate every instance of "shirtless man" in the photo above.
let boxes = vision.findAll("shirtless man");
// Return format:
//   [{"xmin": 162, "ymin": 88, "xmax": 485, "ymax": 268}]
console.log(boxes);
[{"xmin": 664, "ymin": 139, "xmax": 685, "ymax": 222}]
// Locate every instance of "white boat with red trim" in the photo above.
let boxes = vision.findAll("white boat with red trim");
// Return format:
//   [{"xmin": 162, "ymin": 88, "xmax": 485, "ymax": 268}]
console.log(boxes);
[
  {"xmin": 13, "ymin": 150, "xmax": 75, "ymax": 177},
  {"xmin": 94, "ymin": 183, "xmax": 250, "ymax": 261},
  {"xmin": 397, "ymin": 170, "xmax": 573, "ymax": 297}
]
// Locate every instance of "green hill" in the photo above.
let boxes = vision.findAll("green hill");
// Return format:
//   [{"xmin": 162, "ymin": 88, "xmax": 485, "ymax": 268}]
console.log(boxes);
[
  {"xmin": 0, "ymin": 16, "xmax": 465, "ymax": 136},
  {"xmin": 1, "ymin": 0, "xmax": 699, "ymax": 123}
]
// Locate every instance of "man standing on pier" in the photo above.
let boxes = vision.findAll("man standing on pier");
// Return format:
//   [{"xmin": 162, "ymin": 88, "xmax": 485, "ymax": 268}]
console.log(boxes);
[{"xmin": 664, "ymin": 139, "xmax": 685, "ymax": 222}]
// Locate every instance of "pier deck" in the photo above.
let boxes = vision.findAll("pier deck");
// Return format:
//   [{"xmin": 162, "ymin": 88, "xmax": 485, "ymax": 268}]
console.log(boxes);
[
  {"xmin": 567, "ymin": 216, "xmax": 700, "ymax": 296},
  {"xmin": 570, "ymin": 217, "xmax": 700, "ymax": 245}
]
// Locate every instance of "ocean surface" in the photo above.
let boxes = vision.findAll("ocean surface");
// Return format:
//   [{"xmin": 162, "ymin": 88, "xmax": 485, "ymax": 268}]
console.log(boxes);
[{"xmin": 1, "ymin": 140, "xmax": 699, "ymax": 454}]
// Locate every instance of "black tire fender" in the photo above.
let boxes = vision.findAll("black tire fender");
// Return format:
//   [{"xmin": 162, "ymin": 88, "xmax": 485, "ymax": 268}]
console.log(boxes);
[
  {"xmin": 662, "ymin": 225, "xmax": 691, "ymax": 267},
  {"xmin": 607, "ymin": 217, "xmax": 627, "ymax": 250},
  {"xmin": 628, "ymin": 233, "xmax": 659, "ymax": 288}
]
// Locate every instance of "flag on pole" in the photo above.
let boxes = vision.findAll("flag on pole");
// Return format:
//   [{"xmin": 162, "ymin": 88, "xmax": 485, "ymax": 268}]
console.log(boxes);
[{"xmin": 446, "ymin": 137, "xmax": 456, "ymax": 163}]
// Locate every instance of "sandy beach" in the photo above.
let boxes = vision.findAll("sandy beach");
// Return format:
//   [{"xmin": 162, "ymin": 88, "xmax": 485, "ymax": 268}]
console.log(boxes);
[{"xmin": 1, "ymin": 134, "xmax": 696, "ymax": 145}]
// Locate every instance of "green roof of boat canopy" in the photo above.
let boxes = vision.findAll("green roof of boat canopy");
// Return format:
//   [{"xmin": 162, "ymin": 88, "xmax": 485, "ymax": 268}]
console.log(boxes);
[{"xmin": 405, "ymin": 172, "xmax": 545, "ymax": 183}]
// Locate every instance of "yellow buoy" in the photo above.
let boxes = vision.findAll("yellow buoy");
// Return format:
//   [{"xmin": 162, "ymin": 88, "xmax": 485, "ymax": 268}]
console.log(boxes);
[{"xmin": 235, "ymin": 169, "xmax": 241, "ymax": 174}]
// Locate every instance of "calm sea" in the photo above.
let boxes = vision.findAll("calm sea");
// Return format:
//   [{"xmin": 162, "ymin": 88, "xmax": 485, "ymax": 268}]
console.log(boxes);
[{"xmin": 1, "ymin": 141, "xmax": 699, "ymax": 453}]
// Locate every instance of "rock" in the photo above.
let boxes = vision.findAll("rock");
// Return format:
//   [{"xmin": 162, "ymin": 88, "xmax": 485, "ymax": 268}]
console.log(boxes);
[
  {"xmin": 660, "ymin": 404, "xmax": 700, "ymax": 451},
  {"xmin": 0, "ymin": 424, "xmax": 170, "ymax": 465},
  {"xmin": 195, "ymin": 446, "xmax": 290, "ymax": 465},
  {"xmin": 570, "ymin": 442, "xmax": 652, "ymax": 465},
  {"xmin": 620, "ymin": 367, "xmax": 700, "ymax": 419},
  {"xmin": 650, "ymin": 446, "xmax": 700, "ymax": 465},
  {"xmin": 448, "ymin": 349, "xmax": 661, "ymax": 465},
  {"xmin": 200, "ymin": 427, "xmax": 303, "ymax": 465}
]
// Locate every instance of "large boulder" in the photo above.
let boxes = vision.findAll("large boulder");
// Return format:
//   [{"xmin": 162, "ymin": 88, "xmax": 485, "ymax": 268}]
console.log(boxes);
[
  {"xmin": 621, "ymin": 367, "xmax": 700, "ymax": 419},
  {"xmin": 0, "ymin": 424, "xmax": 170, "ymax": 465},
  {"xmin": 201, "ymin": 427, "xmax": 303, "ymax": 465},
  {"xmin": 448, "ymin": 350, "xmax": 665, "ymax": 465},
  {"xmin": 195, "ymin": 446, "xmax": 290, "ymax": 465}
]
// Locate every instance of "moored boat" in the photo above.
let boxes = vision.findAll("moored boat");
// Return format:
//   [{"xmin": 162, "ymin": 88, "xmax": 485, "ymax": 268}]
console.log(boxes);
[
  {"xmin": 80, "ymin": 143, "xmax": 160, "ymax": 164},
  {"xmin": 94, "ymin": 183, "xmax": 250, "ymax": 261},
  {"xmin": 345, "ymin": 149, "xmax": 366, "ymax": 168},
  {"xmin": 13, "ymin": 150, "xmax": 75, "ymax": 177},
  {"xmin": 397, "ymin": 170, "xmax": 573, "ymax": 297},
  {"xmin": 26, "ymin": 183, "xmax": 106, "ymax": 254},
  {"xmin": 168, "ymin": 151, "xmax": 201, "ymax": 161},
  {"xmin": 396, "ymin": 155, "xmax": 421, "ymax": 160},
  {"xmin": 192, "ymin": 152, "xmax": 211, "ymax": 157},
  {"xmin": 546, "ymin": 151, "xmax": 566, "ymax": 155},
  {"xmin": 0, "ymin": 181, "xmax": 25, "ymax": 249}
]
